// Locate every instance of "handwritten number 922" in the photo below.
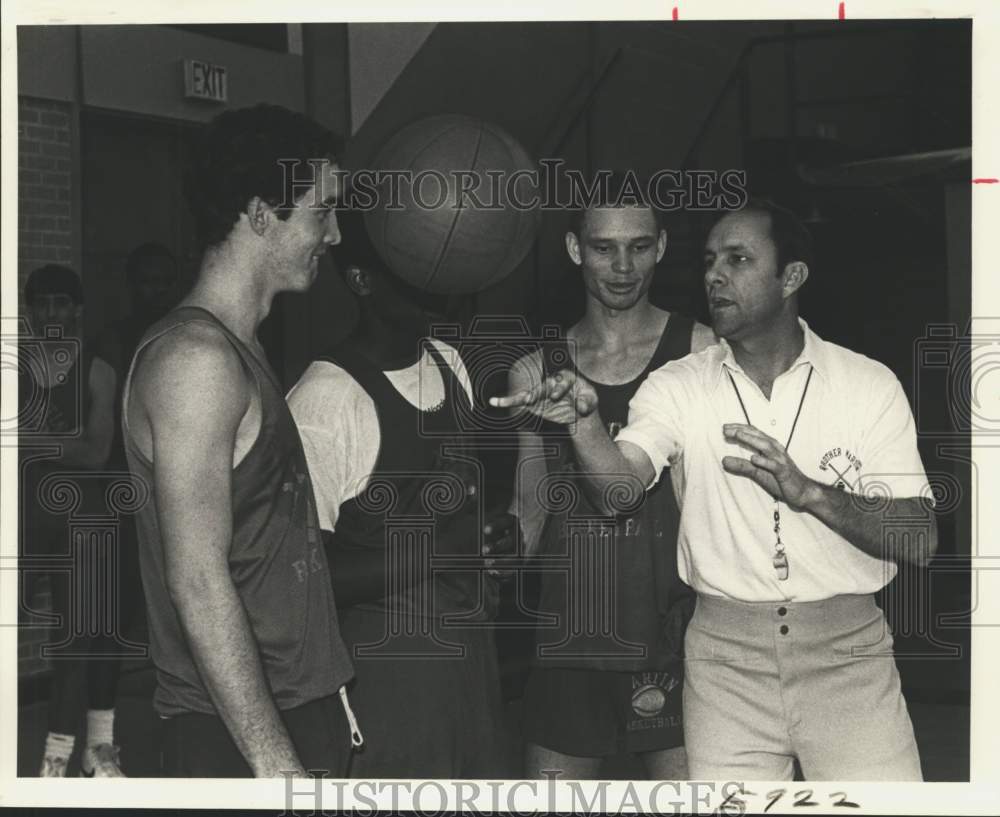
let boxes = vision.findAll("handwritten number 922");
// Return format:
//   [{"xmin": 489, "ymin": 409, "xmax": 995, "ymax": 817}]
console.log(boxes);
[{"xmin": 716, "ymin": 788, "xmax": 860, "ymax": 815}]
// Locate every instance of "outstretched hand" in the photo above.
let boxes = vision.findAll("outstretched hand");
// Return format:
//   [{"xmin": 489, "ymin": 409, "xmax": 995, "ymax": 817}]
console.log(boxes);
[
  {"xmin": 721, "ymin": 424, "xmax": 819, "ymax": 511},
  {"xmin": 489, "ymin": 368, "xmax": 599, "ymax": 425}
]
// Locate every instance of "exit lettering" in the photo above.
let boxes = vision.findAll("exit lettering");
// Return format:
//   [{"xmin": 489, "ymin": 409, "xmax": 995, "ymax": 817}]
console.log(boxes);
[{"xmin": 184, "ymin": 60, "xmax": 228, "ymax": 102}]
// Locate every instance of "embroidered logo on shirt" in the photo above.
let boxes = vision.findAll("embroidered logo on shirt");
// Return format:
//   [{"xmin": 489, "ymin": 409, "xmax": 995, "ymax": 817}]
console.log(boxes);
[{"xmin": 819, "ymin": 447, "xmax": 863, "ymax": 491}]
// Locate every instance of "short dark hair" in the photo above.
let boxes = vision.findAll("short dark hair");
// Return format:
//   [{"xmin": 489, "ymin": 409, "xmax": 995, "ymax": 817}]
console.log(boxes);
[
  {"xmin": 125, "ymin": 242, "xmax": 176, "ymax": 284},
  {"xmin": 184, "ymin": 104, "xmax": 343, "ymax": 251},
  {"xmin": 24, "ymin": 264, "xmax": 83, "ymax": 305},
  {"xmin": 739, "ymin": 198, "xmax": 814, "ymax": 275},
  {"xmin": 568, "ymin": 170, "xmax": 665, "ymax": 237}
]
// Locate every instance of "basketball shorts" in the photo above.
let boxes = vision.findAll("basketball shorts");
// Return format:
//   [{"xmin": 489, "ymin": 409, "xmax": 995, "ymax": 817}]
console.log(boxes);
[
  {"xmin": 337, "ymin": 608, "xmax": 514, "ymax": 779},
  {"xmin": 521, "ymin": 663, "xmax": 684, "ymax": 757},
  {"xmin": 161, "ymin": 693, "xmax": 351, "ymax": 778}
]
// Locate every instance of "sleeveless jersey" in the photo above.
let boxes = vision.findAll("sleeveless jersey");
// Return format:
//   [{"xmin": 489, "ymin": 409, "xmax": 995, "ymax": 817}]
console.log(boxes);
[
  {"xmin": 122, "ymin": 306, "xmax": 353, "ymax": 717},
  {"xmin": 322, "ymin": 339, "xmax": 487, "ymax": 631},
  {"xmin": 534, "ymin": 313, "xmax": 696, "ymax": 671}
]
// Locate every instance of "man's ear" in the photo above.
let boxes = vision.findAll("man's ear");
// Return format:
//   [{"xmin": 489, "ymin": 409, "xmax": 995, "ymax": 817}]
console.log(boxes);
[
  {"xmin": 344, "ymin": 265, "xmax": 374, "ymax": 296},
  {"xmin": 656, "ymin": 227, "xmax": 668, "ymax": 263},
  {"xmin": 246, "ymin": 196, "xmax": 270, "ymax": 236},
  {"xmin": 782, "ymin": 260, "xmax": 809, "ymax": 298},
  {"xmin": 565, "ymin": 231, "xmax": 582, "ymax": 266}
]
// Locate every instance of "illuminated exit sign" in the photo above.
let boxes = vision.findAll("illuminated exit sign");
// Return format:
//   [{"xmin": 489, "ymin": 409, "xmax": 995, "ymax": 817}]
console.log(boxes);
[{"xmin": 184, "ymin": 60, "xmax": 228, "ymax": 102}]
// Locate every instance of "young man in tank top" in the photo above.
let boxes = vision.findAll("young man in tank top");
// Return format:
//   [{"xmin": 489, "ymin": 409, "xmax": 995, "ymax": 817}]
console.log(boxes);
[
  {"xmin": 287, "ymin": 209, "xmax": 514, "ymax": 778},
  {"xmin": 122, "ymin": 105, "xmax": 356, "ymax": 778},
  {"xmin": 510, "ymin": 188, "xmax": 714, "ymax": 779}
]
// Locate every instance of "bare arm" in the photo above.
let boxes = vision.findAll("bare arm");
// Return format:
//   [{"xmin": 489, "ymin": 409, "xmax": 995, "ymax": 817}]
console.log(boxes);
[
  {"xmin": 35, "ymin": 356, "xmax": 116, "ymax": 468},
  {"xmin": 506, "ymin": 353, "xmax": 552, "ymax": 556},
  {"xmin": 572, "ymin": 413, "xmax": 655, "ymax": 516},
  {"xmin": 802, "ymin": 485, "xmax": 937, "ymax": 567},
  {"xmin": 509, "ymin": 427, "xmax": 549, "ymax": 556},
  {"xmin": 136, "ymin": 326, "xmax": 304, "ymax": 777},
  {"xmin": 492, "ymin": 368, "xmax": 654, "ymax": 518},
  {"xmin": 722, "ymin": 424, "xmax": 937, "ymax": 567}
]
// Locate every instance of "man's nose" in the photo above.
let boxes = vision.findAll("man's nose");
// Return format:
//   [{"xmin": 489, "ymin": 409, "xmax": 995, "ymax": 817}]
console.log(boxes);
[
  {"xmin": 325, "ymin": 212, "xmax": 342, "ymax": 246},
  {"xmin": 704, "ymin": 259, "xmax": 724, "ymax": 287},
  {"xmin": 612, "ymin": 248, "xmax": 633, "ymax": 273}
]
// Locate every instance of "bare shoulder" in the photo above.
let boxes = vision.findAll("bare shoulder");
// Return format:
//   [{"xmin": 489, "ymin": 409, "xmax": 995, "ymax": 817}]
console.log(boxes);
[
  {"xmin": 689, "ymin": 321, "xmax": 718, "ymax": 354},
  {"xmin": 132, "ymin": 321, "xmax": 251, "ymax": 425}
]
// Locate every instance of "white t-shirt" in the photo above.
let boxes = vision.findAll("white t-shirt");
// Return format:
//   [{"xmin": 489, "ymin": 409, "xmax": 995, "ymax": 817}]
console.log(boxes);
[
  {"xmin": 287, "ymin": 338, "xmax": 474, "ymax": 532},
  {"xmin": 616, "ymin": 319, "xmax": 932, "ymax": 603}
]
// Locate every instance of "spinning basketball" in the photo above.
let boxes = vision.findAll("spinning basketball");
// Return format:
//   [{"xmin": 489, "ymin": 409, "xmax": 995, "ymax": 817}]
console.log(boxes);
[{"xmin": 364, "ymin": 115, "xmax": 540, "ymax": 294}]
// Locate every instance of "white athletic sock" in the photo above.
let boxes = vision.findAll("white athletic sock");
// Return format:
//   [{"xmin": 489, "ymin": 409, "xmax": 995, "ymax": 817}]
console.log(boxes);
[
  {"xmin": 44, "ymin": 731, "xmax": 75, "ymax": 760},
  {"xmin": 86, "ymin": 708, "xmax": 115, "ymax": 747}
]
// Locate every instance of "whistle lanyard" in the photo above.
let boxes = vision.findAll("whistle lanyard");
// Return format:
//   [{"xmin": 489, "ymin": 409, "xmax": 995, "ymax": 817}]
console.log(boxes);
[{"xmin": 725, "ymin": 364, "xmax": 814, "ymax": 581}]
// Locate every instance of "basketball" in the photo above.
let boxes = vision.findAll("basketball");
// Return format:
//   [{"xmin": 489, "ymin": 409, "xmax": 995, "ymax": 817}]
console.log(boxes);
[{"xmin": 364, "ymin": 115, "xmax": 540, "ymax": 295}]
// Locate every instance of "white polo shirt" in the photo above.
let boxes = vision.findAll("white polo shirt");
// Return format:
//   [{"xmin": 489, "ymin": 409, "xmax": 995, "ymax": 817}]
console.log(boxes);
[{"xmin": 616, "ymin": 319, "xmax": 932, "ymax": 603}]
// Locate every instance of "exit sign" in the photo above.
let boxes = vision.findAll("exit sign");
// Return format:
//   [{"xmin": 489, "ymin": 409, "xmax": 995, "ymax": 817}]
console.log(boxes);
[{"xmin": 184, "ymin": 60, "xmax": 228, "ymax": 102}]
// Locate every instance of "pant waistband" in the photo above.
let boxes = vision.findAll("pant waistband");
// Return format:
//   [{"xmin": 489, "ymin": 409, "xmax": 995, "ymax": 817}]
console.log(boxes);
[{"xmin": 694, "ymin": 593, "xmax": 879, "ymax": 628}]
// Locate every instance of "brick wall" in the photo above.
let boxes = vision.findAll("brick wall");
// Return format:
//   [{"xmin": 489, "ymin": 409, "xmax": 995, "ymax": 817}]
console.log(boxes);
[
  {"xmin": 18, "ymin": 95, "xmax": 76, "ymax": 680},
  {"xmin": 18, "ymin": 96, "xmax": 75, "ymax": 300}
]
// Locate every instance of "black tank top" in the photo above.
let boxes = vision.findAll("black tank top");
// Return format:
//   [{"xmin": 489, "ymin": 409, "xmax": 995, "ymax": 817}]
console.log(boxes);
[
  {"xmin": 533, "ymin": 313, "xmax": 696, "ymax": 671},
  {"xmin": 122, "ymin": 306, "xmax": 353, "ymax": 717},
  {"xmin": 322, "ymin": 339, "xmax": 486, "ymax": 630}
]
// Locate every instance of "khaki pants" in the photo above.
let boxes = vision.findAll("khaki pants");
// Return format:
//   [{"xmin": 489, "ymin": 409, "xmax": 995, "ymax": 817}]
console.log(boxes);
[{"xmin": 683, "ymin": 593, "xmax": 922, "ymax": 781}]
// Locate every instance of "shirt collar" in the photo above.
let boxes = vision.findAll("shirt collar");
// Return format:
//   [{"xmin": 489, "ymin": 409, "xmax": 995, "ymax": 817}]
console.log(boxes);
[{"xmin": 712, "ymin": 317, "xmax": 827, "ymax": 392}]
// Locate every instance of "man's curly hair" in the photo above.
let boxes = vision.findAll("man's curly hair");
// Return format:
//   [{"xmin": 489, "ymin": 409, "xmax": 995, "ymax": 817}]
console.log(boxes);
[{"xmin": 185, "ymin": 104, "xmax": 343, "ymax": 251}]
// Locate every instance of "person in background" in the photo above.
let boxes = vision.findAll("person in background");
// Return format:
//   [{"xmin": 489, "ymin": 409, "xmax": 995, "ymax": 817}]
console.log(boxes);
[
  {"xmin": 19, "ymin": 264, "xmax": 118, "ymax": 777},
  {"xmin": 100, "ymin": 243, "xmax": 180, "ymax": 377}
]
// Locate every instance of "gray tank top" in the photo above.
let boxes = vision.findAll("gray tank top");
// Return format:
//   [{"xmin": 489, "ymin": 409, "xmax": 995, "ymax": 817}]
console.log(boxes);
[{"xmin": 122, "ymin": 306, "xmax": 353, "ymax": 717}]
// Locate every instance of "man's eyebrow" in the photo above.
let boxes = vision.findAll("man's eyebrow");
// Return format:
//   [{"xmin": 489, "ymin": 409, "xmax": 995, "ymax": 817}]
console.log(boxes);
[
  {"xmin": 586, "ymin": 233, "xmax": 658, "ymax": 242},
  {"xmin": 714, "ymin": 242, "xmax": 752, "ymax": 253}
]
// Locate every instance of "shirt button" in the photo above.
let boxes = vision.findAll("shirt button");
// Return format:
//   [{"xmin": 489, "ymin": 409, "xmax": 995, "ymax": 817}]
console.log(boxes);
[
  {"xmin": 778, "ymin": 606, "xmax": 787, "ymax": 616},
  {"xmin": 770, "ymin": 419, "xmax": 777, "ymax": 426},
  {"xmin": 779, "ymin": 624, "xmax": 789, "ymax": 635}
]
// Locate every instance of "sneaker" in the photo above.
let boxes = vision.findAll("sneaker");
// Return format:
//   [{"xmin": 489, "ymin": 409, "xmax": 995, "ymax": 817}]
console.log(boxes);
[
  {"xmin": 80, "ymin": 743, "xmax": 126, "ymax": 778},
  {"xmin": 39, "ymin": 754, "xmax": 69, "ymax": 777}
]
